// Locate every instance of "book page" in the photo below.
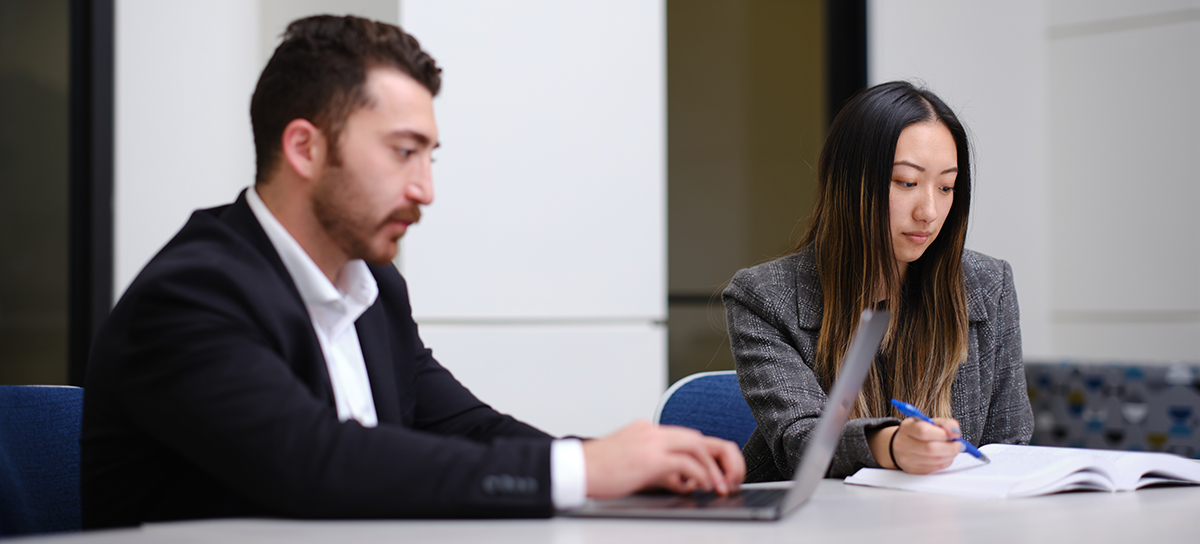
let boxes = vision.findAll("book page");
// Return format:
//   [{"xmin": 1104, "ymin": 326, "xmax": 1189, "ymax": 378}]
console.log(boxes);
[
  {"xmin": 931, "ymin": 453, "xmax": 989, "ymax": 474},
  {"xmin": 1090, "ymin": 450, "xmax": 1200, "ymax": 490},
  {"xmin": 845, "ymin": 444, "xmax": 1117, "ymax": 498}
]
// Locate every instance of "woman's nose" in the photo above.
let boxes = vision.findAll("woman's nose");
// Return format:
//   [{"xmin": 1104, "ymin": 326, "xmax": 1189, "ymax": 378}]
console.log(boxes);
[{"xmin": 913, "ymin": 189, "xmax": 937, "ymax": 221}]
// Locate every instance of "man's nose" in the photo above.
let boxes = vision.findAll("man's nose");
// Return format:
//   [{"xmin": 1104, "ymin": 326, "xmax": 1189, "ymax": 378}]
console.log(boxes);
[{"xmin": 406, "ymin": 160, "xmax": 434, "ymax": 205}]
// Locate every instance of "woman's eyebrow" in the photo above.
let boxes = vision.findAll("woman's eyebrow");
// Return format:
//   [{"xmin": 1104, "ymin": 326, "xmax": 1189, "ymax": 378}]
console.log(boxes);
[{"xmin": 894, "ymin": 161, "xmax": 958, "ymax": 176}]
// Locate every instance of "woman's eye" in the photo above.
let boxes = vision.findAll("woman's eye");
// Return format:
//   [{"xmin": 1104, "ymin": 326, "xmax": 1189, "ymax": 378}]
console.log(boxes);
[
  {"xmin": 396, "ymin": 148, "xmax": 415, "ymax": 159},
  {"xmin": 893, "ymin": 180, "xmax": 916, "ymax": 188},
  {"xmin": 940, "ymin": 186, "xmax": 956, "ymax": 193}
]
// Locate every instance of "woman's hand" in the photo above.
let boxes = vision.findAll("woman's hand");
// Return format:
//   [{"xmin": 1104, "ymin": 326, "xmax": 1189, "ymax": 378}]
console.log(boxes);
[{"xmin": 867, "ymin": 417, "xmax": 963, "ymax": 474}]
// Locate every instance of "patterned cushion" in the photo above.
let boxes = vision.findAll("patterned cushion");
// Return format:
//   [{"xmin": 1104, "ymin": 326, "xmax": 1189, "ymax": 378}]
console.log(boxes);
[{"xmin": 1025, "ymin": 361, "xmax": 1200, "ymax": 458}]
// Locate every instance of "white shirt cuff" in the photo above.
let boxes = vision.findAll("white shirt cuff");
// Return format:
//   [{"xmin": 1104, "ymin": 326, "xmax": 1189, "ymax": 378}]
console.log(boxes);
[{"xmin": 550, "ymin": 438, "xmax": 587, "ymax": 510}]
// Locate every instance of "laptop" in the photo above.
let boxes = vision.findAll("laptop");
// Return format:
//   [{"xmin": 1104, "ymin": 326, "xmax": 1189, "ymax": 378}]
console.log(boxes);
[{"xmin": 562, "ymin": 308, "xmax": 890, "ymax": 521}]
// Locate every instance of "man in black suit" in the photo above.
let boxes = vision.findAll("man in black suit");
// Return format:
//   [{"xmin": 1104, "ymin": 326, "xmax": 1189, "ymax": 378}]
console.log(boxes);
[{"xmin": 81, "ymin": 15, "xmax": 743, "ymax": 528}]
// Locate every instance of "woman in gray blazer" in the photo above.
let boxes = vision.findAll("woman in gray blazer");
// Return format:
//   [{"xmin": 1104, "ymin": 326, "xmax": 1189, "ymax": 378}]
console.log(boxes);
[{"xmin": 723, "ymin": 81, "xmax": 1033, "ymax": 482}]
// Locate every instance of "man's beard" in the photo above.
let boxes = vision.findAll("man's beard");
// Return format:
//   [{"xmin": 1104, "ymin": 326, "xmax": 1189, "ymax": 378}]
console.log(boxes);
[{"xmin": 312, "ymin": 169, "xmax": 422, "ymax": 265}]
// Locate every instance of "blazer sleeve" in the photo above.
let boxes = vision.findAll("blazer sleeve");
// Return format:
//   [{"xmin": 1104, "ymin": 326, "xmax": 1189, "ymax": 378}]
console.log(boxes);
[
  {"xmin": 723, "ymin": 269, "xmax": 897, "ymax": 480},
  {"xmin": 978, "ymin": 260, "xmax": 1035, "ymax": 446},
  {"xmin": 107, "ymin": 259, "xmax": 554, "ymax": 520}
]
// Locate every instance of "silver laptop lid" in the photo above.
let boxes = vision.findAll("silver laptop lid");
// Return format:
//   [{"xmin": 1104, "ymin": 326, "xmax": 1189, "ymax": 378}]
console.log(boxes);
[
  {"xmin": 779, "ymin": 308, "xmax": 890, "ymax": 515},
  {"xmin": 558, "ymin": 308, "xmax": 890, "ymax": 521}
]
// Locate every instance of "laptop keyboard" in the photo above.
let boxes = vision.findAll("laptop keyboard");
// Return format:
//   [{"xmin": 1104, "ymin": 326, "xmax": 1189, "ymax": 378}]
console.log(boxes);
[{"xmin": 691, "ymin": 488, "xmax": 788, "ymax": 508}]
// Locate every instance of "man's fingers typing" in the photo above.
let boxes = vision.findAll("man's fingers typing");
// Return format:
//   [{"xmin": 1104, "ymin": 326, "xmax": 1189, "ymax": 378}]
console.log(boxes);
[
  {"xmin": 582, "ymin": 420, "xmax": 745, "ymax": 498},
  {"xmin": 705, "ymin": 437, "xmax": 746, "ymax": 493}
]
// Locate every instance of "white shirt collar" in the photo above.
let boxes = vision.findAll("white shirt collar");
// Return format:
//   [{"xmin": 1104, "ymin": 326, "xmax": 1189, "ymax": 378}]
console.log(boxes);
[{"xmin": 244, "ymin": 187, "xmax": 378, "ymax": 339}]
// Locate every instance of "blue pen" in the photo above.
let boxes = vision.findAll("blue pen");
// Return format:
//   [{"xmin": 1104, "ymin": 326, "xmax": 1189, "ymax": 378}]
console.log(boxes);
[{"xmin": 890, "ymin": 399, "xmax": 990, "ymax": 464}]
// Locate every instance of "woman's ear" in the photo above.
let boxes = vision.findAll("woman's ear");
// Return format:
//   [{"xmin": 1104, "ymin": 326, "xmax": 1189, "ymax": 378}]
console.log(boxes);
[{"xmin": 280, "ymin": 119, "xmax": 327, "ymax": 181}]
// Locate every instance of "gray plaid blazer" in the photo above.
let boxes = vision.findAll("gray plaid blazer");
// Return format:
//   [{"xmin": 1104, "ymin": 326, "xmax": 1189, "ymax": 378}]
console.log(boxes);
[{"xmin": 723, "ymin": 246, "xmax": 1033, "ymax": 481}]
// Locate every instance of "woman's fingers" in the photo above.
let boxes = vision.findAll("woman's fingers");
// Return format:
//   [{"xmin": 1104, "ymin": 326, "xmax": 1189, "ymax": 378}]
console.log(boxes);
[
  {"xmin": 932, "ymin": 417, "xmax": 963, "ymax": 439},
  {"xmin": 894, "ymin": 417, "xmax": 964, "ymax": 473},
  {"xmin": 902, "ymin": 416, "xmax": 950, "ymax": 441}
]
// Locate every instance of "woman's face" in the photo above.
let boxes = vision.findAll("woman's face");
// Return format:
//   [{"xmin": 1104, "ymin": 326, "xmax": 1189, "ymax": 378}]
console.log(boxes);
[{"xmin": 889, "ymin": 121, "xmax": 958, "ymax": 271}]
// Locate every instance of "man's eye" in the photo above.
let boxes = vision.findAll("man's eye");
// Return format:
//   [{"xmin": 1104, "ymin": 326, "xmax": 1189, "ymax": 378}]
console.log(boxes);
[{"xmin": 396, "ymin": 148, "xmax": 415, "ymax": 159}]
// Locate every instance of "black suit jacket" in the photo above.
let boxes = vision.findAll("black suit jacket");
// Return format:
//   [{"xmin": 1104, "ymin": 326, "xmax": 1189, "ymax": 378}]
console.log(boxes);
[{"xmin": 82, "ymin": 193, "xmax": 555, "ymax": 528}]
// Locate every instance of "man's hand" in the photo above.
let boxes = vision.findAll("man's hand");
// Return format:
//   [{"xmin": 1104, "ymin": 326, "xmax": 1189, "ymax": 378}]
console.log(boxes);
[{"xmin": 581, "ymin": 419, "xmax": 746, "ymax": 499}]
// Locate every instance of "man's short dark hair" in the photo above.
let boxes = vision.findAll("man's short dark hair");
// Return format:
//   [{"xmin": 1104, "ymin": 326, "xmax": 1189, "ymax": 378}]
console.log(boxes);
[{"xmin": 250, "ymin": 15, "xmax": 441, "ymax": 183}]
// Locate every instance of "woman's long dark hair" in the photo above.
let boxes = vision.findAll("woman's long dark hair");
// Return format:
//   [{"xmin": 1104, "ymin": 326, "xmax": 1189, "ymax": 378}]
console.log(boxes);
[{"xmin": 796, "ymin": 81, "xmax": 971, "ymax": 419}]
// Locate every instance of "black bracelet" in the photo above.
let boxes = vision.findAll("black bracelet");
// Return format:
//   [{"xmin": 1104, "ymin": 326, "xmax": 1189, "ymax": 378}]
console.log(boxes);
[{"xmin": 888, "ymin": 427, "xmax": 904, "ymax": 472}]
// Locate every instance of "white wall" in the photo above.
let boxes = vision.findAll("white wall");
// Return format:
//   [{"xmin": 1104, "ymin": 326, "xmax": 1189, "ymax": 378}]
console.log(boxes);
[
  {"xmin": 113, "ymin": 0, "xmax": 666, "ymax": 437},
  {"xmin": 1046, "ymin": 0, "xmax": 1200, "ymax": 360},
  {"xmin": 870, "ymin": 0, "xmax": 1200, "ymax": 362},
  {"xmin": 398, "ymin": 1, "xmax": 665, "ymax": 322},
  {"xmin": 399, "ymin": 0, "xmax": 667, "ymax": 436},
  {"xmin": 114, "ymin": 0, "xmax": 259, "ymax": 295},
  {"xmin": 869, "ymin": 0, "xmax": 1052, "ymax": 358},
  {"xmin": 259, "ymin": 0, "xmax": 398, "ymax": 66},
  {"xmin": 115, "ymin": 0, "xmax": 399, "ymax": 296}
]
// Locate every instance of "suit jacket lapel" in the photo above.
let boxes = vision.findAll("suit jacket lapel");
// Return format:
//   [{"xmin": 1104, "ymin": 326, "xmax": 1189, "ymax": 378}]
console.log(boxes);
[
  {"xmin": 221, "ymin": 190, "xmax": 296, "ymax": 289},
  {"xmin": 355, "ymin": 301, "xmax": 403, "ymax": 425},
  {"xmin": 219, "ymin": 189, "xmax": 337, "ymax": 404}
]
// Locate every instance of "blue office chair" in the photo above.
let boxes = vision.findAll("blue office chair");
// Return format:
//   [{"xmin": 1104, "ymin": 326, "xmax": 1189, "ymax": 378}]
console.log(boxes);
[
  {"xmin": 0, "ymin": 385, "xmax": 84, "ymax": 536},
  {"xmin": 653, "ymin": 371, "xmax": 757, "ymax": 449}
]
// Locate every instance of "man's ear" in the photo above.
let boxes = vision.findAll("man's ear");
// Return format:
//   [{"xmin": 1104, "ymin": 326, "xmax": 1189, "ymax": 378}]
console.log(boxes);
[{"xmin": 280, "ymin": 119, "xmax": 327, "ymax": 181}]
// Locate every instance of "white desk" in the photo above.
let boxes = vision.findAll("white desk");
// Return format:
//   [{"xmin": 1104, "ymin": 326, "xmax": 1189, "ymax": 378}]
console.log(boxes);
[{"xmin": 19, "ymin": 480, "xmax": 1200, "ymax": 544}]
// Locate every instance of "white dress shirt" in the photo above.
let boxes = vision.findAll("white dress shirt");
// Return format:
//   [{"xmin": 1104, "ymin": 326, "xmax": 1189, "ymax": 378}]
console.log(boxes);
[
  {"xmin": 246, "ymin": 186, "xmax": 379, "ymax": 428},
  {"xmin": 244, "ymin": 187, "xmax": 586, "ymax": 509}
]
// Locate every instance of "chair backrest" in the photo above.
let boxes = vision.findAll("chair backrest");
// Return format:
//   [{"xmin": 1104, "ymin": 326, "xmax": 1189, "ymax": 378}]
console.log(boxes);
[
  {"xmin": 653, "ymin": 371, "xmax": 756, "ymax": 449},
  {"xmin": 0, "ymin": 385, "xmax": 84, "ymax": 536}
]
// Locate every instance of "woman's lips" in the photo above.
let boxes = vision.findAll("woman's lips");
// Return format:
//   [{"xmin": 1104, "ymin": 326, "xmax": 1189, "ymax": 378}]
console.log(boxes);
[{"xmin": 904, "ymin": 231, "xmax": 931, "ymax": 244}]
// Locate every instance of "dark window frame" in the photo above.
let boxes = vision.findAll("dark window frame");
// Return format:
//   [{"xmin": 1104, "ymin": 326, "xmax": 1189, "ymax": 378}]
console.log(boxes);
[
  {"xmin": 68, "ymin": 0, "xmax": 114, "ymax": 386},
  {"xmin": 826, "ymin": 0, "xmax": 867, "ymax": 126}
]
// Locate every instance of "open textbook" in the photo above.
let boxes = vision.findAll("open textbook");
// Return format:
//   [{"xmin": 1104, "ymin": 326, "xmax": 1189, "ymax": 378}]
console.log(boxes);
[{"xmin": 844, "ymin": 444, "xmax": 1200, "ymax": 499}]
